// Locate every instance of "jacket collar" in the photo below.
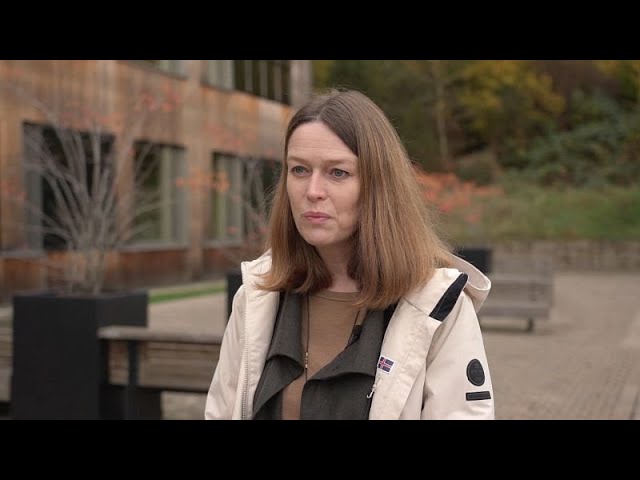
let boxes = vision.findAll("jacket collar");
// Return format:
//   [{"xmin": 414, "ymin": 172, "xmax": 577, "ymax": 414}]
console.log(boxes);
[
  {"xmin": 252, "ymin": 293, "xmax": 303, "ymax": 418},
  {"xmin": 265, "ymin": 292, "xmax": 303, "ymax": 365}
]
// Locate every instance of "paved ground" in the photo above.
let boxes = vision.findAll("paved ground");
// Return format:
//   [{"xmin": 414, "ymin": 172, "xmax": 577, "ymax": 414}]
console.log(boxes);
[
  {"xmin": 156, "ymin": 272, "xmax": 640, "ymax": 420},
  {"xmin": 3, "ymin": 272, "xmax": 638, "ymax": 420},
  {"xmin": 481, "ymin": 272, "xmax": 640, "ymax": 420}
]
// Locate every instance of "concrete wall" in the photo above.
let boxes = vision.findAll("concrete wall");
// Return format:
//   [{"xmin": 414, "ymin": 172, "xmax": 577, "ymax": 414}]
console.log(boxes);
[{"xmin": 491, "ymin": 240, "xmax": 640, "ymax": 272}]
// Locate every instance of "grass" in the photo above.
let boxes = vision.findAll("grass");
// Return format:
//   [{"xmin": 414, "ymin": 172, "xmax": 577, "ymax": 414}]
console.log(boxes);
[
  {"xmin": 149, "ymin": 285, "xmax": 226, "ymax": 304},
  {"xmin": 440, "ymin": 183, "xmax": 640, "ymax": 242}
]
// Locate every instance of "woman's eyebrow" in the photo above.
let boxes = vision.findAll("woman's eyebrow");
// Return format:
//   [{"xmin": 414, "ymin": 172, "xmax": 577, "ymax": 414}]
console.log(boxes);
[{"xmin": 287, "ymin": 155, "xmax": 357, "ymax": 166}]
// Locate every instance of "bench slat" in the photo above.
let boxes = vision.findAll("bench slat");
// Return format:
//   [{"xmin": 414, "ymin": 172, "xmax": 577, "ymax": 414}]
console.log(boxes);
[{"xmin": 98, "ymin": 325, "xmax": 223, "ymax": 344}]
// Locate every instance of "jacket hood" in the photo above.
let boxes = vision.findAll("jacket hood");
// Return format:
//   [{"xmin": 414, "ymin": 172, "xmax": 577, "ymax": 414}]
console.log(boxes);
[{"xmin": 445, "ymin": 252, "xmax": 491, "ymax": 312}]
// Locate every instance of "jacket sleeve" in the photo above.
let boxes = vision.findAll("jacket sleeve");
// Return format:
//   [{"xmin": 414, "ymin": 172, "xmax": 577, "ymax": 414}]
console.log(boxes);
[
  {"xmin": 422, "ymin": 291, "xmax": 495, "ymax": 419},
  {"xmin": 204, "ymin": 284, "xmax": 246, "ymax": 420}
]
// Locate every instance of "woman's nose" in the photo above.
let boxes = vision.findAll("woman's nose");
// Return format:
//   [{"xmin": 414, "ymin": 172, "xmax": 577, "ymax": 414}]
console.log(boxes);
[{"xmin": 305, "ymin": 172, "xmax": 327, "ymax": 200}]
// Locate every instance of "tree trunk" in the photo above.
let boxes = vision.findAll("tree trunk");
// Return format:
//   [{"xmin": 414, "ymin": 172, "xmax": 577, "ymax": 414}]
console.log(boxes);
[{"xmin": 431, "ymin": 60, "xmax": 451, "ymax": 172}]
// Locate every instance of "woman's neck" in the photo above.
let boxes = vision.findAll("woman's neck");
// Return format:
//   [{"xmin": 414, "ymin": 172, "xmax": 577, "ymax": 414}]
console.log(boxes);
[{"xmin": 316, "ymin": 244, "xmax": 358, "ymax": 293}]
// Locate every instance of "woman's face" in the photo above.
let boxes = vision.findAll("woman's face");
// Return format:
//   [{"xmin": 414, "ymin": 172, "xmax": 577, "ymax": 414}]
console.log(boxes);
[{"xmin": 286, "ymin": 121, "xmax": 360, "ymax": 254}]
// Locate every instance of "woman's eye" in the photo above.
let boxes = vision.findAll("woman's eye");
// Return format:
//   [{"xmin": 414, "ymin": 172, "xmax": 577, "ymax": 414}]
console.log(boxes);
[
  {"xmin": 291, "ymin": 166, "xmax": 305, "ymax": 174},
  {"xmin": 332, "ymin": 169, "xmax": 348, "ymax": 178}
]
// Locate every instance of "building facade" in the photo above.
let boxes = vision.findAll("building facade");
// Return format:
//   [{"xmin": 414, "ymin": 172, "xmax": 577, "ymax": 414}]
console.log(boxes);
[{"xmin": 0, "ymin": 60, "xmax": 313, "ymax": 301}]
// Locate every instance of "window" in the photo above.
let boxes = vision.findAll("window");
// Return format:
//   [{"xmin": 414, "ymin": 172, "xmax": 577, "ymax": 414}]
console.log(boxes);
[
  {"xmin": 232, "ymin": 60, "xmax": 290, "ymax": 104},
  {"xmin": 210, "ymin": 152, "xmax": 244, "ymax": 242},
  {"xmin": 202, "ymin": 60, "xmax": 234, "ymax": 89},
  {"xmin": 209, "ymin": 153, "xmax": 279, "ymax": 243},
  {"xmin": 135, "ymin": 60, "xmax": 185, "ymax": 76},
  {"xmin": 132, "ymin": 142, "xmax": 187, "ymax": 244},
  {"xmin": 23, "ymin": 123, "xmax": 114, "ymax": 251}
]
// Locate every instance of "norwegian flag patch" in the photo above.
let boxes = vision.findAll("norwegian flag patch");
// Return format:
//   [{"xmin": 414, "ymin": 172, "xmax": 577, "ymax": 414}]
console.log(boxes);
[{"xmin": 377, "ymin": 355, "xmax": 395, "ymax": 373}]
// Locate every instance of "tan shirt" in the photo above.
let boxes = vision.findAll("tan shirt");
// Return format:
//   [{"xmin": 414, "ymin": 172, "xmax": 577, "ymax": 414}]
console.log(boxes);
[{"xmin": 281, "ymin": 290, "xmax": 363, "ymax": 420}]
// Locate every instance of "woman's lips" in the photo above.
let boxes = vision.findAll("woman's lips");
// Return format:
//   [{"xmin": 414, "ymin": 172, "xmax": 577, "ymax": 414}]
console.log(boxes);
[{"xmin": 303, "ymin": 212, "xmax": 330, "ymax": 224}]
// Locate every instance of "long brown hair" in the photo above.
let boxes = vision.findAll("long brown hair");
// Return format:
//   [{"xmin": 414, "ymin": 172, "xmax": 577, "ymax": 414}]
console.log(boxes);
[{"xmin": 259, "ymin": 89, "xmax": 451, "ymax": 310}]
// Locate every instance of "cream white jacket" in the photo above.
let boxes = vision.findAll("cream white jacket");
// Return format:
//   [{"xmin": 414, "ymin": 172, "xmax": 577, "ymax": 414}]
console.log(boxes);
[{"xmin": 205, "ymin": 251, "xmax": 494, "ymax": 420}]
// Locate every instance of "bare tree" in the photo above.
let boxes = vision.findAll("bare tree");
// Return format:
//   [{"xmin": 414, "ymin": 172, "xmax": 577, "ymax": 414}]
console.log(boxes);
[
  {"xmin": 197, "ymin": 114, "xmax": 281, "ymax": 269},
  {"xmin": 0, "ymin": 61, "xmax": 184, "ymax": 294},
  {"xmin": 402, "ymin": 60, "xmax": 468, "ymax": 172},
  {"xmin": 430, "ymin": 60, "xmax": 451, "ymax": 171}
]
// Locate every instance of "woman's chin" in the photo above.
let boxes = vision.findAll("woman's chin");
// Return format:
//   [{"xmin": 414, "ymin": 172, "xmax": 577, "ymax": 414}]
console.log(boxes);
[
  {"xmin": 301, "ymin": 232, "xmax": 334, "ymax": 248},
  {"xmin": 302, "ymin": 235, "xmax": 353, "ymax": 251},
  {"xmin": 303, "ymin": 237, "xmax": 330, "ymax": 248}
]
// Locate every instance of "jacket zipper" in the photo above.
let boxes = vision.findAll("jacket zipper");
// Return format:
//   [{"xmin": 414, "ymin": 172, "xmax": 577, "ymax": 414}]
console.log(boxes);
[
  {"xmin": 241, "ymin": 269, "xmax": 249, "ymax": 420},
  {"xmin": 367, "ymin": 377, "xmax": 382, "ymax": 399},
  {"xmin": 241, "ymin": 305, "xmax": 249, "ymax": 419},
  {"xmin": 365, "ymin": 377, "xmax": 383, "ymax": 419}
]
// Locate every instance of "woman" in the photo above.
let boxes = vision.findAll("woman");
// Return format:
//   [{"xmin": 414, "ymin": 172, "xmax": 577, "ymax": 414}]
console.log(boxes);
[{"xmin": 205, "ymin": 89, "xmax": 494, "ymax": 420}]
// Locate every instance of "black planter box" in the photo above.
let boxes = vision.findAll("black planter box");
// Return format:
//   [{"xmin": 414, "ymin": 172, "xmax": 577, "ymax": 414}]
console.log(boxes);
[
  {"xmin": 11, "ymin": 290, "xmax": 161, "ymax": 420},
  {"xmin": 455, "ymin": 247, "xmax": 493, "ymax": 274},
  {"xmin": 226, "ymin": 270, "xmax": 243, "ymax": 321}
]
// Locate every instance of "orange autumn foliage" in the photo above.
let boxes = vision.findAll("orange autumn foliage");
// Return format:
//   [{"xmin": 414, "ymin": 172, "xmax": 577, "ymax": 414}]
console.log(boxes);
[{"xmin": 415, "ymin": 167, "xmax": 503, "ymax": 228}]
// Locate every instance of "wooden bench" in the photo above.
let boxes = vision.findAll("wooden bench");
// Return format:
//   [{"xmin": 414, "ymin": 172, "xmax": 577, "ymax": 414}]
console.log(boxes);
[
  {"xmin": 98, "ymin": 326, "xmax": 223, "ymax": 419},
  {"xmin": 480, "ymin": 272, "xmax": 554, "ymax": 332},
  {"xmin": 0, "ymin": 322, "xmax": 223, "ymax": 419}
]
